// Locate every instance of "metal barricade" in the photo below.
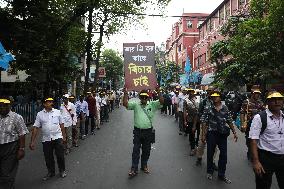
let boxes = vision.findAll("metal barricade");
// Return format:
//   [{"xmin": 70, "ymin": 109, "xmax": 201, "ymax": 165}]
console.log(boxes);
[{"xmin": 14, "ymin": 102, "xmax": 40, "ymax": 126}]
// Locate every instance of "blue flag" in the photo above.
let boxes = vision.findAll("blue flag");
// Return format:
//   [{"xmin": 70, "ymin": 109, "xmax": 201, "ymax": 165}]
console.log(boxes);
[
  {"xmin": 184, "ymin": 56, "xmax": 191, "ymax": 73},
  {"xmin": 0, "ymin": 42, "xmax": 15, "ymax": 70},
  {"xmin": 179, "ymin": 74, "xmax": 189, "ymax": 86}
]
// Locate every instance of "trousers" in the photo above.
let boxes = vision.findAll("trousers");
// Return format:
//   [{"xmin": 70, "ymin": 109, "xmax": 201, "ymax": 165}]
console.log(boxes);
[
  {"xmin": 42, "ymin": 139, "xmax": 65, "ymax": 174},
  {"xmin": 255, "ymin": 149, "xmax": 284, "ymax": 189},
  {"xmin": 207, "ymin": 131, "xmax": 227, "ymax": 177},
  {"xmin": 131, "ymin": 128, "xmax": 152, "ymax": 171},
  {"xmin": 0, "ymin": 141, "xmax": 19, "ymax": 189}
]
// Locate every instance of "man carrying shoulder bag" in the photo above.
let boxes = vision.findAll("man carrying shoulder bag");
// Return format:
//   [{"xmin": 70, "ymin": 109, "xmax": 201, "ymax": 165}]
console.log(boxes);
[
  {"xmin": 200, "ymin": 91, "xmax": 238, "ymax": 184},
  {"xmin": 123, "ymin": 88, "xmax": 164, "ymax": 178}
]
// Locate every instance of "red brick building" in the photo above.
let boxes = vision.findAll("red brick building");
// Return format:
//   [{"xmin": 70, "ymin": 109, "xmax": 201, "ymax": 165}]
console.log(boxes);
[
  {"xmin": 165, "ymin": 13, "xmax": 209, "ymax": 70},
  {"xmin": 192, "ymin": 0, "xmax": 250, "ymax": 77}
]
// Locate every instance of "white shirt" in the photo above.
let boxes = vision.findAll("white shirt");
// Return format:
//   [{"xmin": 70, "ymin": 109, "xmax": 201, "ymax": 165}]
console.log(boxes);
[
  {"xmin": 172, "ymin": 95, "xmax": 179, "ymax": 105},
  {"xmin": 33, "ymin": 108, "xmax": 64, "ymax": 142},
  {"xmin": 60, "ymin": 102, "xmax": 77, "ymax": 127},
  {"xmin": 249, "ymin": 109, "xmax": 284, "ymax": 155},
  {"xmin": 178, "ymin": 94, "xmax": 186, "ymax": 112},
  {"xmin": 100, "ymin": 97, "xmax": 107, "ymax": 107},
  {"xmin": 95, "ymin": 96, "xmax": 101, "ymax": 111}
]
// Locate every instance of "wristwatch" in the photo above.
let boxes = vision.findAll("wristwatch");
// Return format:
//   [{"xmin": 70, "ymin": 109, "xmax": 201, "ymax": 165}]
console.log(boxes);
[{"xmin": 19, "ymin": 147, "xmax": 25, "ymax": 151}]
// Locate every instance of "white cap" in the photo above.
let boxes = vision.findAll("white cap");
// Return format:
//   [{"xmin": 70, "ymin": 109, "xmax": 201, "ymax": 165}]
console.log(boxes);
[{"xmin": 63, "ymin": 94, "xmax": 69, "ymax": 98}]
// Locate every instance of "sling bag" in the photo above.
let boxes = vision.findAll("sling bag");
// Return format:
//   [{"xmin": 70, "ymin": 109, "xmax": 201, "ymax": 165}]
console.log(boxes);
[{"xmin": 141, "ymin": 106, "xmax": 155, "ymax": 143}]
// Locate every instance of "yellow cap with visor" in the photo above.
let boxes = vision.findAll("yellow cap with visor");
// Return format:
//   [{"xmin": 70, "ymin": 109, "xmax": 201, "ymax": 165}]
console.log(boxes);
[
  {"xmin": 140, "ymin": 93, "xmax": 149, "ymax": 97},
  {"xmin": 0, "ymin": 99, "xmax": 11, "ymax": 104},
  {"xmin": 266, "ymin": 92, "xmax": 284, "ymax": 99},
  {"xmin": 45, "ymin": 98, "xmax": 54, "ymax": 102},
  {"xmin": 211, "ymin": 93, "xmax": 221, "ymax": 97}
]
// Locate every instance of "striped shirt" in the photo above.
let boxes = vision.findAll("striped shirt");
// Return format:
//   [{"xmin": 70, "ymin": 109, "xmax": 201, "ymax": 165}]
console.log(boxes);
[{"xmin": 0, "ymin": 111, "xmax": 29, "ymax": 144}]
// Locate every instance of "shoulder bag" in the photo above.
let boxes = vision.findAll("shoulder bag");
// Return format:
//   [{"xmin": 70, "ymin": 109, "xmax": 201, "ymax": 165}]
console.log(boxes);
[{"xmin": 141, "ymin": 107, "xmax": 155, "ymax": 144}]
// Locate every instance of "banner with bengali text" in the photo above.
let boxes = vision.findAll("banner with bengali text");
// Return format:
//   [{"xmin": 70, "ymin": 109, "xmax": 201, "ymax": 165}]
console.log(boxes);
[{"xmin": 123, "ymin": 42, "xmax": 157, "ymax": 91}]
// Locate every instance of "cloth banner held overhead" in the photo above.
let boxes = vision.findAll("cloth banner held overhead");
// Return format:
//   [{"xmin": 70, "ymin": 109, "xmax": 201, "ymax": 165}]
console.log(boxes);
[{"xmin": 123, "ymin": 42, "xmax": 157, "ymax": 91}]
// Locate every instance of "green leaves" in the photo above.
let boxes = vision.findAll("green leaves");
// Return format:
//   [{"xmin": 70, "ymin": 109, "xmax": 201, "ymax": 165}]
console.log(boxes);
[
  {"xmin": 100, "ymin": 49, "xmax": 124, "ymax": 89},
  {"xmin": 211, "ymin": 0, "xmax": 284, "ymax": 89}
]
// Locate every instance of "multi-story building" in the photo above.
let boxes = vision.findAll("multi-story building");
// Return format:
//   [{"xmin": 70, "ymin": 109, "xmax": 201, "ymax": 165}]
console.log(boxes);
[
  {"xmin": 193, "ymin": 0, "xmax": 250, "ymax": 77},
  {"xmin": 165, "ymin": 13, "xmax": 209, "ymax": 70}
]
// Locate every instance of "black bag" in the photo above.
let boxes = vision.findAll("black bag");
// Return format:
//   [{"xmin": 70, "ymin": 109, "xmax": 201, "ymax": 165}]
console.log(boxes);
[
  {"xmin": 217, "ymin": 124, "xmax": 230, "ymax": 137},
  {"xmin": 150, "ymin": 129, "xmax": 155, "ymax": 144},
  {"xmin": 142, "ymin": 107, "xmax": 155, "ymax": 143}
]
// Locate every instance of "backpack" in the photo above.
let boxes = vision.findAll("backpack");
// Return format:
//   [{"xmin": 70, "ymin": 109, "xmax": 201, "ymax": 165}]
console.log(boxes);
[{"xmin": 259, "ymin": 110, "xmax": 267, "ymax": 135}]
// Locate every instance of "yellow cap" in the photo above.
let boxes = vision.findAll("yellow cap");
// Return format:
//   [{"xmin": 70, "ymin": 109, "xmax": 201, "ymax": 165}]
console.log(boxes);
[
  {"xmin": 45, "ymin": 98, "xmax": 54, "ymax": 101},
  {"xmin": 252, "ymin": 90, "xmax": 261, "ymax": 94},
  {"xmin": 267, "ymin": 92, "xmax": 284, "ymax": 99},
  {"xmin": 140, "ymin": 93, "xmax": 149, "ymax": 97},
  {"xmin": 211, "ymin": 93, "xmax": 221, "ymax": 97},
  {"xmin": 0, "ymin": 99, "xmax": 11, "ymax": 104},
  {"xmin": 186, "ymin": 88, "xmax": 194, "ymax": 91},
  {"xmin": 68, "ymin": 96, "xmax": 75, "ymax": 99}
]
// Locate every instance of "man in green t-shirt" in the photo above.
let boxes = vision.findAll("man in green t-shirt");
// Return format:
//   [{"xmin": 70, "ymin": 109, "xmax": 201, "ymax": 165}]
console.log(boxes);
[{"xmin": 123, "ymin": 88, "xmax": 164, "ymax": 177}]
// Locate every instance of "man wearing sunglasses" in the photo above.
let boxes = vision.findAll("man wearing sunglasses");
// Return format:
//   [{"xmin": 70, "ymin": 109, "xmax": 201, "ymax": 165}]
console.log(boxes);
[{"xmin": 123, "ymin": 88, "xmax": 164, "ymax": 178}]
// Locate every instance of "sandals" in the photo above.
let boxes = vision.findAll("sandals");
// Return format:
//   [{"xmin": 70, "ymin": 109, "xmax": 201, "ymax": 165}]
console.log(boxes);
[
  {"xmin": 128, "ymin": 166, "xmax": 150, "ymax": 178},
  {"xmin": 128, "ymin": 170, "xmax": 138, "ymax": 178},
  {"xmin": 140, "ymin": 166, "xmax": 150, "ymax": 174}
]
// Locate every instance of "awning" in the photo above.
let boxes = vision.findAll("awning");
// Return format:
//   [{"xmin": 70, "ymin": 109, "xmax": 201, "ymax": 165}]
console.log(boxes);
[{"xmin": 200, "ymin": 73, "xmax": 214, "ymax": 85}]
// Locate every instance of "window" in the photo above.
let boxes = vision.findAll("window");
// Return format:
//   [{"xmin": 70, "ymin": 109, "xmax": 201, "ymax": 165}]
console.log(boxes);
[
  {"xmin": 219, "ymin": 8, "xmax": 225, "ymax": 24},
  {"xmin": 186, "ymin": 20, "xmax": 193, "ymax": 28},
  {"xmin": 206, "ymin": 22, "xmax": 210, "ymax": 32},
  {"xmin": 178, "ymin": 44, "xmax": 182, "ymax": 52},
  {"xmin": 197, "ymin": 20, "xmax": 203, "ymax": 28},
  {"xmin": 198, "ymin": 56, "xmax": 201, "ymax": 68},
  {"xmin": 225, "ymin": 2, "xmax": 230, "ymax": 20},
  {"xmin": 200, "ymin": 29, "xmax": 204, "ymax": 39},
  {"xmin": 239, "ymin": 0, "xmax": 245, "ymax": 7},
  {"xmin": 206, "ymin": 50, "xmax": 210, "ymax": 61},
  {"xmin": 206, "ymin": 19, "xmax": 213, "ymax": 32}
]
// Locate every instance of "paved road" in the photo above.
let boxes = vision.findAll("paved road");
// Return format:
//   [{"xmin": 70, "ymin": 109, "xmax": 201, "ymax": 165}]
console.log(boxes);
[{"xmin": 15, "ymin": 104, "xmax": 278, "ymax": 189}]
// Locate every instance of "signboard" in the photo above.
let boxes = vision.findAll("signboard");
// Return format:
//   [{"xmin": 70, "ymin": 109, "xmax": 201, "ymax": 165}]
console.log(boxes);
[
  {"xmin": 98, "ymin": 67, "xmax": 106, "ymax": 78},
  {"xmin": 123, "ymin": 42, "xmax": 157, "ymax": 91}
]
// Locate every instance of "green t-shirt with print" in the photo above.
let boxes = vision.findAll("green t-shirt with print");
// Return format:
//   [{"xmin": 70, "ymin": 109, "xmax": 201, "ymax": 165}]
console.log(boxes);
[{"xmin": 127, "ymin": 100, "xmax": 162, "ymax": 129}]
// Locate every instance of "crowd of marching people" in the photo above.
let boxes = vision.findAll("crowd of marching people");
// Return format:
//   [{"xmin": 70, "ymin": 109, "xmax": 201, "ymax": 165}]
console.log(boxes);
[
  {"xmin": 1, "ymin": 84, "xmax": 284, "ymax": 189},
  {"xmin": 142, "ymin": 84, "xmax": 283, "ymax": 188},
  {"xmin": 0, "ymin": 89, "xmax": 124, "ymax": 188}
]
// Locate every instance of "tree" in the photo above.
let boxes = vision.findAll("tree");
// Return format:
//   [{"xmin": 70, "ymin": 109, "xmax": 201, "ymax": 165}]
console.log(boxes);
[
  {"xmin": 0, "ymin": 0, "xmax": 87, "ymax": 96},
  {"xmin": 0, "ymin": 0, "xmax": 171, "ymax": 96},
  {"xmin": 88, "ymin": 0, "xmax": 171, "ymax": 90},
  {"xmin": 100, "ymin": 49, "xmax": 124, "ymax": 89},
  {"xmin": 210, "ymin": 0, "xmax": 284, "ymax": 89}
]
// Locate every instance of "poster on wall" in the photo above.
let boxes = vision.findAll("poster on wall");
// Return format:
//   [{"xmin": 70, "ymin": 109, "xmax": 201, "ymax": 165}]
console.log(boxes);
[{"xmin": 123, "ymin": 42, "xmax": 157, "ymax": 91}]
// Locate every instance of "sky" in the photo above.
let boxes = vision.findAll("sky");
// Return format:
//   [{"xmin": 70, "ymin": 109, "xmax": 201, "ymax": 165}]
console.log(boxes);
[{"xmin": 103, "ymin": 0, "xmax": 224, "ymax": 52}]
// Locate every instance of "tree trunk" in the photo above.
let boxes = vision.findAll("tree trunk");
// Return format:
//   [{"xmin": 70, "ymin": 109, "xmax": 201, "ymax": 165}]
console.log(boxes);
[
  {"xmin": 84, "ymin": 7, "xmax": 94, "ymax": 93},
  {"xmin": 94, "ymin": 17, "xmax": 108, "ymax": 90}
]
